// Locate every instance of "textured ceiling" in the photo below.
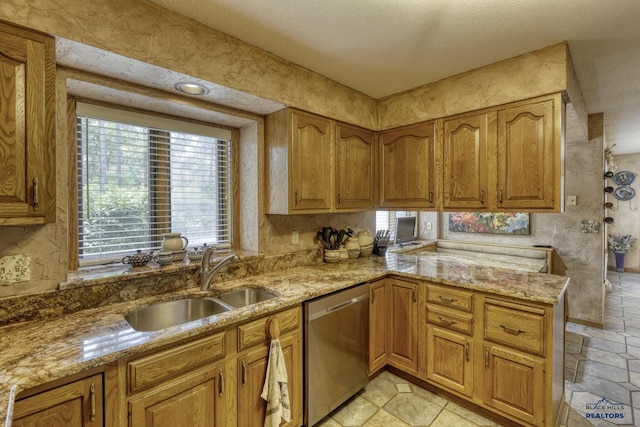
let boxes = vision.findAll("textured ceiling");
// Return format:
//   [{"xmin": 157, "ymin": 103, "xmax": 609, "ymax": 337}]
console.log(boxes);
[{"xmin": 148, "ymin": 0, "xmax": 640, "ymax": 154}]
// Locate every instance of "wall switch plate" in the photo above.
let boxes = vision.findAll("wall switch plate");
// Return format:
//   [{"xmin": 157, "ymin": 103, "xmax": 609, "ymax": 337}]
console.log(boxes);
[
  {"xmin": 291, "ymin": 230, "xmax": 299, "ymax": 244},
  {"xmin": 567, "ymin": 195, "xmax": 577, "ymax": 206},
  {"xmin": 0, "ymin": 254, "xmax": 31, "ymax": 285}
]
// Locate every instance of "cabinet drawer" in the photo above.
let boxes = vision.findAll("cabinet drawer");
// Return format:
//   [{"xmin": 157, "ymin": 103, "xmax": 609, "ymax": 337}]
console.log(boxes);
[
  {"xmin": 426, "ymin": 304, "xmax": 473, "ymax": 335},
  {"xmin": 128, "ymin": 331, "xmax": 225, "ymax": 394},
  {"xmin": 484, "ymin": 298, "xmax": 546, "ymax": 356},
  {"xmin": 427, "ymin": 283, "xmax": 473, "ymax": 312},
  {"xmin": 238, "ymin": 307, "xmax": 300, "ymax": 351}
]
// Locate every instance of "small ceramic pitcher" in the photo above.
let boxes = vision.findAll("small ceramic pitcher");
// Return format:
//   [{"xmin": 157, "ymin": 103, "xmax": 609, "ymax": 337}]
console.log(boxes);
[{"xmin": 161, "ymin": 233, "xmax": 189, "ymax": 252}]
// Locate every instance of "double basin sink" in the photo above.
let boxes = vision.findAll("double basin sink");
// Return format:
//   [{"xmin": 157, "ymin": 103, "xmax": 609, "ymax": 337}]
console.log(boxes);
[{"xmin": 125, "ymin": 288, "xmax": 277, "ymax": 332}]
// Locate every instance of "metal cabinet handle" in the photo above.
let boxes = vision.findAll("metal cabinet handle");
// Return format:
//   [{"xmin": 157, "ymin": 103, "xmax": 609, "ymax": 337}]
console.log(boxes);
[
  {"xmin": 338, "ymin": 192, "xmax": 342, "ymax": 205},
  {"xmin": 33, "ymin": 178, "xmax": 40, "ymax": 211},
  {"xmin": 294, "ymin": 191, "xmax": 299, "ymax": 207},
  {"xmin": 465, "ymin": 343, "xmax": 470, "ymax": 362},
  {"xmin": 480, "ymin": 189, "xmax": 484, "ymax": 205},
  {"xmin": 485, "ymin": 348, "xmax": 489, "ymax": 368},
  {"xmin": 438, "ymin": 316, "xmax": 455, "ymax": 326},
  {"xmin": 90, "ymin": 383, "xmax": 96, "ymax": 422},
  {"xmin": 438, "ymin": 295, "xmax": 457, "ymax": 304},
  {"xmin": 500, "ymin": 324, "xmax": 525, "ymax": 335},
  {"xmin": 499, "ymin": 188, "xmax": 503, "ymax": 204},
  {"xmin": 242, "ymin": 360, "xmax": 247, "ymax": 387},
  {"xmin": 412, "ymin": 286, "xmax": 417, "ymax": 303},
  {"xmin": 429, "ymin": 189, "xmax": 433, "ymax": 205},
  {"xmin": 219, "ymin": 369, "xmax": 224, "ymax": 396}
]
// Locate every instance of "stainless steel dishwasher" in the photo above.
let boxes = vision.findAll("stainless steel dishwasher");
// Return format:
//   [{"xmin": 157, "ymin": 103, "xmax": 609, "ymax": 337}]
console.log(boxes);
[{"xmin": 304, "ymin": 283, "xmax": 370, "ymax": 426}]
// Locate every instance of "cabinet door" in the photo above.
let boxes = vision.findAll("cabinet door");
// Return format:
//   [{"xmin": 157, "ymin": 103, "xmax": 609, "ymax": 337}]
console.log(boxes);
[
  {"xmin": 482, "ymin": 344, "xmax": 545, "ymax": 426},
  {"xmin": 13, "ymin": 374, "xmax": 103, "ymax": 427},
  {"xmin": 129, "ymin": 363, "xmax": 225, "ymax": 427},
  {"xmin": 0, "ymin": 24, "xmax": 56, "ymax": 225},
  {"xmin": 388, "ymin": 279, "xmax": 419, "ymax": 373},
  {"xmin": 237, "ymin": 332, "xmax": 302, "ymax": 427},
  {"xmin": 442, "ymin": 113, "xmax": 490, "ymax": 210},
  {"xmin": 497, "ymin": 96, "xmax": 558, "ymax": 210},
  {"xmin": 335, "ymin": 123, "xmax": 376, "ymax": 210},
  {"xmin": 426, "ymin": 325, "xmax": 473, "ymax": 397},
  {"xmin": 378, "ymin": 122, "xmax": 436, "ymax": 209},
  {"xmin": 369, "ymin": 279, "xmax": 389, "ymax": 373},
  {"xmin": 290, "ymin": 111, "xmax": 332, "ymax": 212}
]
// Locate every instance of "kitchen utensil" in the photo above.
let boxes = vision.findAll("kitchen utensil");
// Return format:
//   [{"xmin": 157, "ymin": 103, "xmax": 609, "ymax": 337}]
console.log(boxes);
[
  {"xmin": 161, "ymin": 233, "xmax": 189, "ymax": 252},
  {"xmin": 122, "ymin": 250, "xmax": 153, "ymax": 267}
]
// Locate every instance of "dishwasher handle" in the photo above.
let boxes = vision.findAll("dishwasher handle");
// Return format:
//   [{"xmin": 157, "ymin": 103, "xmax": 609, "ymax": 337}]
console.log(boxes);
[{"xmin": 308, "ymin": 293, "xmax": 368, "ymax": 321}]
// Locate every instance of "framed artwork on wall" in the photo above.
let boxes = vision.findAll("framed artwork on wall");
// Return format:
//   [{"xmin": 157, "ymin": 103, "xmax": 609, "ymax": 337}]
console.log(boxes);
[{"xmin": 448, "ymin": 212, "xmax": 530, "ymax": 235}]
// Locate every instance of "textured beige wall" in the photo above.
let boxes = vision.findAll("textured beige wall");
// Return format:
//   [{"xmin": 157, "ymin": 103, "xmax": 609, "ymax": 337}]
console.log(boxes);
[
  {"xmin": 0, "ymin": 0, "xmax": 377, "ymax": 129},
  {"xmin": 607, "ymin": 153, "xmax": 640, "ymax": 272},
  {"xmin": 378, "ymin": 43, "xmax": 568, "ymax": 130}
]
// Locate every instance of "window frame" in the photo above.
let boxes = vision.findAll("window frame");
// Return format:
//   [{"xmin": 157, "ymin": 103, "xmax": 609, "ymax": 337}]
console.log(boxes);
[{"xmin": 67, "ymin": 98, "xmax": 239, "ymax": 270}]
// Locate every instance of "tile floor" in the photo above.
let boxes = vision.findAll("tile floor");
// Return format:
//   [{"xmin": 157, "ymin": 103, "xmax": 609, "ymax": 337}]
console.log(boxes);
[{"xmin": 316, "ymin": 271, "xmax": 640, "ymax": 427}]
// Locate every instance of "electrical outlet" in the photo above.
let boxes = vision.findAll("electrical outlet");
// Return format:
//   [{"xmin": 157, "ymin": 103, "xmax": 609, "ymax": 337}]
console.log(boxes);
[
  {"xmin": 426, "ymin": 222, "xmax": 432, "ymax": 231},
  {"xmin": 567, "ymin": 195, "xmax": 577, "ymax": 206},
  {"xmin": 291, "ymin": 230, "xmax": 299, "ymax": 244}
]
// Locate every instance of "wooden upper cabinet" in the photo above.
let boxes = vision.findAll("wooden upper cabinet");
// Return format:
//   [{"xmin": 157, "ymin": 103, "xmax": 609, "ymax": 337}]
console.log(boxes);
[
  {"xmin": 335, "ymin": 123, "xmax": 376, "ymax": 210},
  {"xmin": 0, "ymin": 23, "xmax": 56, "ymax": 225},
  {"xmin": 265, "ymin": 108, "xmax": 376, "ymax": 214},
  {"xmin": 441, "ymin": 112, "xmax": 492, "ymax": 211},
  {"xmin": 290, "ymin": 111, "xmax": 333, "ymax": 212},
  {"xmin": 265, "ymin": 109, "xmax": 333, "ymax": 214},
  {"xmin": 497, "ymin": 94, "xmax": 561, "ymax": 211},
  {"xmin": 378, "ymin": 122, "xmax": 437, "ymax": 209}
]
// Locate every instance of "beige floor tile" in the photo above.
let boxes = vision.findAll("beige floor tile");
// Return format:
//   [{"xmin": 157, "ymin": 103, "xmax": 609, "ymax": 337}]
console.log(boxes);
[
  {"xmin": 445, "ymin": 401, "xmax": 498, "ymax": 426},
  {"xmin": 430, "ymin": 409, "xmax": 481, "ymax": 427},
  {"xmin": 361, "ymin": 409, "xmax": 411, "ymax": 427},
  {"xmin": 332, "ymin": 396, "xmax": 379, "ymax": 427},
  {"xmin": 383, "ymin": 393, "xmax": 443, "ymax": 426}
]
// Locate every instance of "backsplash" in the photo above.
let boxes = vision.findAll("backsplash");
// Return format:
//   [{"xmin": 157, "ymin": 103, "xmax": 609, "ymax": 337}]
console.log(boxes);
[{"xmin": 0, "ymin": 248, "xmax": 321, "ymax": 326}]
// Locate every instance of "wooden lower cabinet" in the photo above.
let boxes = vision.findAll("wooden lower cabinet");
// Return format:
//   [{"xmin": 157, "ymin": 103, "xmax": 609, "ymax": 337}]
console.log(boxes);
[
  {"xmin": 13, "ymin": 374, "xmax": 103, "ymax": 427},
  {"xmin": 426, "ymin": 325, "xmax": 473, "ymax": 397},
  {"xmin": 481, "ymin": 343, "xmax": 545, "ymax": 426},
  {"xmin": 129, "ymin": 363, "xmax": 225, "ymax": 427},
  {"xmin": 369, "ymin": 279, "xmax": 389, "ymax": 373},
  {"xmin": 237, "ymin": 332, "xmax": 302, "ymax": 427},
  {"xmin": 387, "ymin": 278, "xmax": 419, "ymax": 374}
]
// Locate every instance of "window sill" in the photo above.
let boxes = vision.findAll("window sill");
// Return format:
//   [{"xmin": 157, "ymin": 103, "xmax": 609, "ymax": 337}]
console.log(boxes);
[{"xmin": 61, "ymin": 251, "xmax": 263, "ymax": 291}]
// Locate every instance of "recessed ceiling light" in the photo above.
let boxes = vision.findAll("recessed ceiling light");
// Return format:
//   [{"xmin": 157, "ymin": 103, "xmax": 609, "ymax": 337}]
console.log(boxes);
[{"xmin": 174, "ymin": 82, "xmax": 210, "ymax": 96}]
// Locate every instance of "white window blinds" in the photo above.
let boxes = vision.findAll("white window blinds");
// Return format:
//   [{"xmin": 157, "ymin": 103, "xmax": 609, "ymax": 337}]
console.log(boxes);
[{"xmin": 76, "ymin": 103, "xmax": 233, "ymax": 264}]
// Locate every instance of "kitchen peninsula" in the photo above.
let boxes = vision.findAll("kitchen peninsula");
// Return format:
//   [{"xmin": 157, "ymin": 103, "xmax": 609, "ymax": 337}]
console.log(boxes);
[{"xmin": 0, "ymin": 250, "xmax": 568, "ymax": 427}]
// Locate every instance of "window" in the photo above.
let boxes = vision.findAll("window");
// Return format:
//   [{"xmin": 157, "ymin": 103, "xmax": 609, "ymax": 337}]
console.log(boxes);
[
  {"xmin": 376, "ymin": 211, "xmax": 417, "ymax": 240},
  {"xmin": 76, "ymin": 103, "xmax": 233, "ymax": 265}
]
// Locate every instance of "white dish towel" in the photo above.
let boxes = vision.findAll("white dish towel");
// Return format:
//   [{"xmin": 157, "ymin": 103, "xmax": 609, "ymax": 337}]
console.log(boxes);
[{"xmin": 261, "ymin": 338, "xmax": 291, "ymax": 427}]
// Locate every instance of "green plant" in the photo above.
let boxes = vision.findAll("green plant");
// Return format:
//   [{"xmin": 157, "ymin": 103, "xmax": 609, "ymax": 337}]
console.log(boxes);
[{"xmin": 608, "ymin": 234, "xmax": 632, "ymax": 252}]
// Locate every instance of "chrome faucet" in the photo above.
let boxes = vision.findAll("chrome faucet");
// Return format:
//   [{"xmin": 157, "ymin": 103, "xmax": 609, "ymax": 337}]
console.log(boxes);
[{"xmin": 200, "ymin": 247, "xmax": 240, "ymax": 290}]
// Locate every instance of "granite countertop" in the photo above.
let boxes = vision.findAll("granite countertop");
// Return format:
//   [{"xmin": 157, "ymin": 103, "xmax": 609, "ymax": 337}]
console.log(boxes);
[{"xmin": 0, "ymin": 251, "xmax": 569, "ymax": 426}]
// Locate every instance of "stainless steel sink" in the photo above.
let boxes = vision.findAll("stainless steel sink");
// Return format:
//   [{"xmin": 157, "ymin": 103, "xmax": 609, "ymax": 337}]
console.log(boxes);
[
  {"xmin": 125, "ymin": 298, "xmax": 231, "ymax": 332},
  {"xmin": 215, "ymin": 288, "xmax": 277, "ymax": 308}
]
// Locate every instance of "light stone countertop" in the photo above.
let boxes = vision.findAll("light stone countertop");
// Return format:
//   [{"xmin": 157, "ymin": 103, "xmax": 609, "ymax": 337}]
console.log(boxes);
[{"xmin": 0, "ymin": 251, "xmax": 569, "ymax": 426}]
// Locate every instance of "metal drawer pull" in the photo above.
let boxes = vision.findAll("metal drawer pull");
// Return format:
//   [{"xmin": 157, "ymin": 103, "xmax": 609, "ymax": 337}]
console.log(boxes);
[
  {"xmin": 338, "ymin": 192, "xmax": 342, "ymax": 204},
  {"xmin": 90, "ymin": 383, "xmax": 96, "ymax": 422},
  {"xmin": 465, "ymin": 343, "xmax": 470, "ymax": 362},
  {"xmin": 480, "ymin": 189, "xmax": 484, "ymax": 204},
  {"xmin": 499, "ymin": 188, "xmax": 503, "ymax": 204},
  {"xmin": 500, "ymin": 324, "xmax": 525, "ymax": 335},
  {"xmin": 429, "ymin": 189, "xmax": 433, "ymax": 204},
  {"xmin": 438, "ymin": 316, "xmax": 456, "ymax": 326},
  {"xmin": 242, "ymin": 360, "xmax": 247, "ymax": 387},
  {"xmin": 294, "ymin": 191, "xmax": 299, "ymax": 206},
  {"xmin": 33, "ymin": 178, "xmax": 40, "ymax": 211},
  {"xmin": 219, "ymin": 369, "xmax": 224, "ymax": 396},
  {"xmin": 412, "ymin": 287, "xmax": 417, "ymax": 303},
  {"xmin": 438, "ymin": 296, "xmax": 457, "ymax": 304},
  {"xmin": 485, "ymin": 348, "xmax": 489, "ymax": 368}
]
